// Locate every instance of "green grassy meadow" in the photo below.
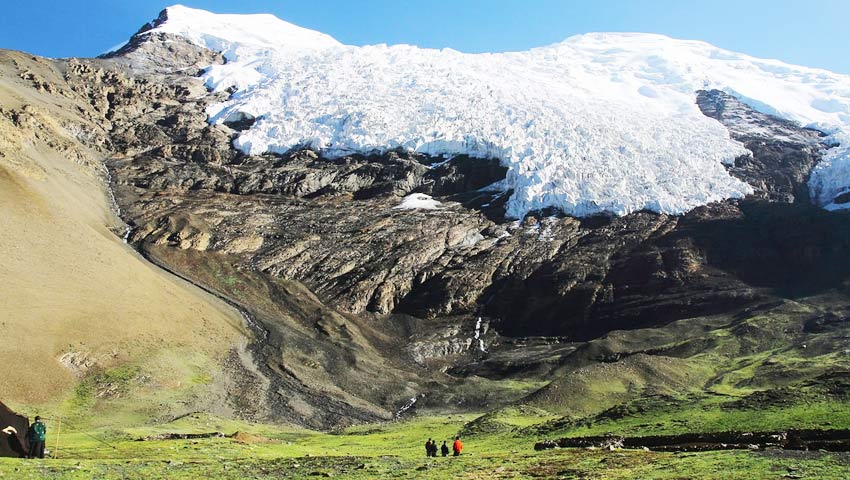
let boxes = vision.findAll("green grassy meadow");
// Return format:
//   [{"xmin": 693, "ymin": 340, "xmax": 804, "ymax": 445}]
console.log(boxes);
[
  {"xmin": 6, "ymin": 296, "xmax": 850, "ymax": 478},
  {"xmin": 3, "ymin": 405, "xmax": 850, "ymax": 479}
]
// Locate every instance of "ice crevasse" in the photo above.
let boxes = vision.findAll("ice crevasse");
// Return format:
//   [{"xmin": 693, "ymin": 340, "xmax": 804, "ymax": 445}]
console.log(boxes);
[{"xmin": 146, "ymin": 5, "xmax": 850, "ymax": 218}]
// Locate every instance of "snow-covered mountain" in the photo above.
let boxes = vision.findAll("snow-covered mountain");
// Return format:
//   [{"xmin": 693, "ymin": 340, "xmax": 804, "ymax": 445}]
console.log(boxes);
[{"xmin": 141, "ymin": 5, "xmax": 850, "ymax": 218}]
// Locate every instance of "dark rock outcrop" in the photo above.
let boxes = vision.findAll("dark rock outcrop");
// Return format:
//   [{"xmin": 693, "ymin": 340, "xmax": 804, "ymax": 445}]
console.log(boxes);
[{"xmin": 697, "ymin": 89, "xmax": 827, "ymax": 203}]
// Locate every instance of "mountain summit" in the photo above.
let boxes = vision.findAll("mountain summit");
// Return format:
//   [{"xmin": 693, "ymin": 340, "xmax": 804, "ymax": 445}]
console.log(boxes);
[
  {"xmin": 147, "ymin": 5, "xmax": 342, "ymax": 53},
  {"xmin": 125, "ymin": 5, "xmax": 850, "ymax": 218}
]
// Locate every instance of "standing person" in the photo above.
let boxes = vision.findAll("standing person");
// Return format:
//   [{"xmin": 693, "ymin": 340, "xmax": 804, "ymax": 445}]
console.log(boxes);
[
  {"xmin": 27, "ymin": 416, "xmax": 47, "ymax": 459},
  {"xmin": 428, "ymin": 439, "xmax": 438, "ymax": 457},
  {"xmin": 441, "ymin": 440, "xmax": 449, "ymax": 457},
  {"xmin": 452, "ymin": 436, "xmax": 463, "ymax": 456},
  {"xmin": 424, "ymin": 438, "xmax": 433, "ymax": 458}
]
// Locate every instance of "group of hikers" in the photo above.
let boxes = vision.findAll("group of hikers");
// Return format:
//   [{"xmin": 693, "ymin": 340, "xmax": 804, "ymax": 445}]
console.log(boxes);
[
  {"xmin": 20, "ymin": 415, "xmax": 468, "ymax": 461},
  {"xmin": 425, "ymin": 436, "xmax": 462, "ymax": 457}
]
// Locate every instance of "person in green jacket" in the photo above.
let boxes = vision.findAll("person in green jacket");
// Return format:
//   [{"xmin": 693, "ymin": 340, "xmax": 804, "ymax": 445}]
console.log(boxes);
[{"xmin": 27, "ymin": 416, "xmax": 46, "ymax": 459}]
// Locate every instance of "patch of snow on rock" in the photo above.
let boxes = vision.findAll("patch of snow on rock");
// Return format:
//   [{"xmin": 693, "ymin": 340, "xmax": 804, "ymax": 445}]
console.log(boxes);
[
  {"xmin": 394, "ymin": 193, "xmax": 442, "ymax": 210},
  {"xmin": 146, "ymin": 6, "xmax": 850, "ymax": 217}
]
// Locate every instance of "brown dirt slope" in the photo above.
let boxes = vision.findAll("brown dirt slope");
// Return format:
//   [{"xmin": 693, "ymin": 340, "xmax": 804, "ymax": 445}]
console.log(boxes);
[{"xmin": 0, "ymin": 50, "xmax": 245, "ymax": 410}]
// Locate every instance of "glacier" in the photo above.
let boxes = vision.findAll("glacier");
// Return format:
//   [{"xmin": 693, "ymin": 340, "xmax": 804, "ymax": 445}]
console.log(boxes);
[{"xmin": 146, "ymin": 5, "xmax": 850, "ymax": 218}]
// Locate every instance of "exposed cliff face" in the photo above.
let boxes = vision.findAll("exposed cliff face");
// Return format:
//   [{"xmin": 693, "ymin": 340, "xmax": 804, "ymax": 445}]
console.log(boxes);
[
  {"xmin": 696, "ymin": 89, "xmax": 826, "ymax": 204},
  {"xmin": 3, "ymin": 28, "xmax": 850, "ymax": 429}
]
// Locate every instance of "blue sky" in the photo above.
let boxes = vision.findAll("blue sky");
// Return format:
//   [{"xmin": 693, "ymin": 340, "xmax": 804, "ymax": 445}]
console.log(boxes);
[{"xmin": 2, "ymin": 0, "xmax": 849, "ymax": 74}]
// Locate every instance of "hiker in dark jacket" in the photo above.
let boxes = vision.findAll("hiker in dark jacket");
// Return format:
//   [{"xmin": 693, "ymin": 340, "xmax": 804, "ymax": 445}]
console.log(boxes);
[
  {"xmin": 441, "ymin": 440, "xmax": 449, "ymax": 457},
  {"xmin": 425, "ymin": 438, "xmax": 433, "ymax": 457},
  {"xmin": 27, "ymin": 416, "xmax": 46, "ymax": 459}
]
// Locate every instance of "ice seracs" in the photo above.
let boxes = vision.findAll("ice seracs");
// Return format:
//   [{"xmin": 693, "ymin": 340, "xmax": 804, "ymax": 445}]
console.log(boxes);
[{"xmin": 143, "ymin": 6, "xmax": 850, "ymax": 218}]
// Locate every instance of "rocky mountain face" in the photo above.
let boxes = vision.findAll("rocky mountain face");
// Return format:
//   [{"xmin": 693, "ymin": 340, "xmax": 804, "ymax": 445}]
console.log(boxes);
[
  {"xmin": 4, "ymin": 28, "xmax": 850, "ymax": 429},
  {"xmin": 107, "ymin": 53, "xmax": 841, "ymax": 342}
]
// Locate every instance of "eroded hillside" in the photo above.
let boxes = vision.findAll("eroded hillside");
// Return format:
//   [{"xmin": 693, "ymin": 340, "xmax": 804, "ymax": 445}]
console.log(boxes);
[{"xmin": 0, "ymin": 50, "xmax": 247, "ymax": 421}]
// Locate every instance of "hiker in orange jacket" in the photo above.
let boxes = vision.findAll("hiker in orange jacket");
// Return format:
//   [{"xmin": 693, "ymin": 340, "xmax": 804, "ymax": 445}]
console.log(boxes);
[{"xmin": 452, "ymin": 436, "xmax": 463, "ymax": 456}]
